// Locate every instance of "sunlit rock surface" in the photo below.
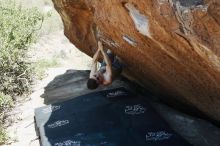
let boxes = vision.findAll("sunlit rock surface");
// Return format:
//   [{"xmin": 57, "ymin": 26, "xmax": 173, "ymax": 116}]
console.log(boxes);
[{"xmin": 52, "ymin": 0, "xmax": 220, "ymax": 123}]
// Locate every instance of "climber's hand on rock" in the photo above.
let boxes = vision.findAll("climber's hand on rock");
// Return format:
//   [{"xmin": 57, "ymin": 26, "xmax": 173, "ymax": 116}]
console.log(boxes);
[{"xmin": 98, "ymin": 41, "xmax": 104, "ymax": 51}]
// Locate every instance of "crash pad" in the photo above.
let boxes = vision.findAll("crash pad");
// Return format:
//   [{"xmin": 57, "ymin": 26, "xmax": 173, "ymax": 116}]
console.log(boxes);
[{"xmin": 35, "ymin": 87, "xmax": 192, "ymax": 146}]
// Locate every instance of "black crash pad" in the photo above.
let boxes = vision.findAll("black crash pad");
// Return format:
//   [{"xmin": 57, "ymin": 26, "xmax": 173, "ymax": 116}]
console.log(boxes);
[{"xmin": 35, "ymin": 87, "xmax": 192, "ymax": 146}]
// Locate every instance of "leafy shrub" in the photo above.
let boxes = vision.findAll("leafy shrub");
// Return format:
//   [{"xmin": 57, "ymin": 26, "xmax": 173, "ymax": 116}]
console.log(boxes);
[
  {"xmin": 0, "ymin": 1, "xmax": 43, "ymax": 144},
  {"xmin": 0, "ymin": 92, "xmax": 13, "ymax": 125},
  {"xmin": 0, "ymin": 0, "xmax": 44, "ymax": 97},
  {"xmin": 35, "ymin": 57, "xmax": 60, "ymax": 79},
  {"xmin": 0, "ymin": 92, "xmax": 13, "ymax": 144},
  {"xmin": 0, "ymin": 92, "xmax": 13, "ymax": 112},
  {"xmin": 0, "ymin": 126, "xmax": 7, "ymax": 145}
]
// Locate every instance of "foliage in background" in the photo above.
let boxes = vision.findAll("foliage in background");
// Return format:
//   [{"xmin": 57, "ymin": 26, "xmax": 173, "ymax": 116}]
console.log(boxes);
[
  {"xmin": 0, "ymin": 92, "xmax": 13, "ymax": 144},
  {"xmin": 0, "ymin": 1, "xmax": 43, "ymax": 144},
  {"xmin": 0, "ymin": 0, "xmax": 44, "ymax": 97},
  {"xmin": 0, "ymin": 93, "xmax": 13, "ymax": 144},
  {"xmin": 0, "ymin": 126, "xmax": 7, "ymax": 145},
  {"xmin": 35, "ymin": 57, "xmax": 60, "ymax": 80},
  {"xmin": 0, "ymin": 93, "xmax": 13, "ymax": 112}
]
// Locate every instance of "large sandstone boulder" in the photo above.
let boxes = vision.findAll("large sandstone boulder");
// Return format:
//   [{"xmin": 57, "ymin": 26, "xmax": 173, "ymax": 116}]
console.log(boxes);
[{"xmin": 52, "ymin": 0, "xmax": 220, "ymax": 123}]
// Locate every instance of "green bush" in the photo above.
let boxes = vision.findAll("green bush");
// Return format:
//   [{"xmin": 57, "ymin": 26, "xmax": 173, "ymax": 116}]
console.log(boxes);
[
  {"xmin": 35, "ymin": 57, "xmax": 60, "ymax": 79},
  {"xmin": 0, "ymin": 126, "xmax": 7, "ymax": 145},
  {"xmin": 0, "ymin": 92, "xmax": 13, "ymax": 125},
  {"xmin": 0, "ymin": 0, "xmax": 44, "ymax": 96},
  {"xmin": 0, "ymin": 92, "xmax": 13, "ymax": 144},
  {"xmin": 0, "ymin": 1, "xmax": 43, "ymax": 144},
  {"xmin": 0, "ymin": 92, "xmax": 13, "ymax": 112}
]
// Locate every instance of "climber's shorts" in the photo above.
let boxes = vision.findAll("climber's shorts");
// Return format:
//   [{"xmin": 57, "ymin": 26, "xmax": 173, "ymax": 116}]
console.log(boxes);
[{"xmin": 100, "ymin": 52, "xmax": 123, "ymax": 72}]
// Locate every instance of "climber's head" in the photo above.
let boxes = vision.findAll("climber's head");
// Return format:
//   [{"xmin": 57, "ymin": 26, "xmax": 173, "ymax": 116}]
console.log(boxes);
[{"xmin": 87, "ymin": 73, "xmax": 103, "ymax": 90}]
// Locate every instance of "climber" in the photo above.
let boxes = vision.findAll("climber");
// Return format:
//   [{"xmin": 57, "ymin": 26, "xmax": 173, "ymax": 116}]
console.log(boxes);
[{"xmin": 87, "ymin": 41, "xmax": 123, "ymax": 90}]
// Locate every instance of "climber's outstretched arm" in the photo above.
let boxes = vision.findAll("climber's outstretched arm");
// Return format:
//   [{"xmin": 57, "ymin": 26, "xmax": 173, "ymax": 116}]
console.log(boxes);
[
  {"xmin": 98, "ymin": 42, "xmax": 112, "ymax": 67},
  {"xmin": 89, "ymin": 46, "xmax": 101, "ymax": 78},
  {"xmin": 99, "ymin": 42, "xmax": 112, "ymax": 83}
]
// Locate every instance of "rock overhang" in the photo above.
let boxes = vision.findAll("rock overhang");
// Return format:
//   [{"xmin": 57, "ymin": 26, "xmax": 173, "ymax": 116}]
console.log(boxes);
[{"xmin": 52, "ymin": 0, "xmax": 220, "ymax": 124}]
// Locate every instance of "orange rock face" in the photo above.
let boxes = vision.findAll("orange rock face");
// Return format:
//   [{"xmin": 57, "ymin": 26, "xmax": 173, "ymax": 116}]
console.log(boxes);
[{"xmin": 52, "ymin": 0, "xmax": 220, "ymax": 123}]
